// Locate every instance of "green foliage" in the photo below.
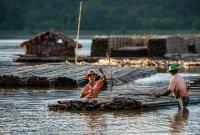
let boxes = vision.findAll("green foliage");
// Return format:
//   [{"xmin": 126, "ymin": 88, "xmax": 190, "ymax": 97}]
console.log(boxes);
[{"xmin": 0, "ymin": 0, "xmax": 200, "ymax": 33}]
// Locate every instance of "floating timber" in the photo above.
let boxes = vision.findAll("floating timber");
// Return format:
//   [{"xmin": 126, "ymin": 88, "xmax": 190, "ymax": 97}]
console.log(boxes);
[
  {"xmin": 0, "ymin": 63, "xmax": 155, "ymax": 87},
  {"xmin": 48, "ymin": 95, "xmax": 200, "ymax": 111},
  {"xmin": 48, "ymin": 76, "xmax": 200, "ymax": 111},
  {"xmin": 13, "ymin": 54, "xmax": 102, "ymax": 63}
]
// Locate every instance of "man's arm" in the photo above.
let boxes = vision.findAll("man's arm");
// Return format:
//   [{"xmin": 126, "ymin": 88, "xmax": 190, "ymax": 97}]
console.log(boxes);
[
  {"xmin": 98, "ymin": 68, "xmax": 106, "ymax": 80},
  {"xmin": 156, "ymin": 90, "xmax": 171, "ymax": 97},
  {"xmin": 80, "ymin": 86, "xmax": 88, "ymax": 98},
  {"xmin": 80, "ymin": 91, "xmax": 86, "ymax": 98},
  {"xmin": 156, "ymin": 77, "xmax": 176, "ymax": 98}
]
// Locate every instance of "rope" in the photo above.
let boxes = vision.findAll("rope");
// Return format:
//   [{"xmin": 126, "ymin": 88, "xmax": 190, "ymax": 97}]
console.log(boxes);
[
  {"xmin": 106, "ymin": 52, "xmax": 113, "ymax": 95},
  {"xmin": 75, "ymin": 0, "xmax": 83, "ymax": 65}
]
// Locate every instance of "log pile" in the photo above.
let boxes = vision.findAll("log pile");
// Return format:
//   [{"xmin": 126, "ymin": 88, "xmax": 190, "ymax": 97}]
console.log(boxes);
[
  {"xmin": 48, "ymin": 76, "xmax": 200, "ymax": 111},
  {"xmin": 111, "ymin": 46, "xmax": 148, "ymax": 57},
  {"xmin": 91, "ymin": 37, "xmax": 109, "ymax": 57},
  {"xmin": 54, "ymin": 77, "xmax": 76, "ymax": 86},
  {"xmin": 187, "ymin": 77, "xmax": 200, "ymax": 95},
  {"xmin": 0, "ymin": 63, "xmax": 155, "ymax": 87},
  {"xmin": 0, "ymin": 75, "xmax": 21, "ymax": 86},
  {"xmin": 91, "ymin": 35, "xmax": 200, "ymax": 58},
  {"xmin": 13, "ymin": 55, "xmax": 102, "ymax": 63},
  {"xmin": 27, "ymin": 76, "xmax": 49, "ymax": 86},
  {"xmin": 48, "ymin": 97, "xmax": 141, "ymax": 111},
  {"xmin": 48, "ymin": 95, "xmax": 200, "ymax": 111},
  {"xmin": 91, "ymin": 36, "xmax": 149, "ymax": 57},
  {"xmin": 148, "ymin": 38, "xmax": 166, "ymax": 57}
]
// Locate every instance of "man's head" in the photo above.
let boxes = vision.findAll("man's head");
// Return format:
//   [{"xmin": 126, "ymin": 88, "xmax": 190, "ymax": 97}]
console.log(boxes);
[
  {"xmin": 168, "ymin": 64, "xmax": 178, "ymax": 75},
  {"xmin": 86, "ymin": 71, "xmax": 97, "ymax": 82}
]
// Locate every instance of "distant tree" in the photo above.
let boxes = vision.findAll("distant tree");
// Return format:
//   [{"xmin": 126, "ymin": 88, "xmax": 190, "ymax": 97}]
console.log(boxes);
[{"xmin": 0, "ymin": 0, "xmax": 200, "ymax": 33}]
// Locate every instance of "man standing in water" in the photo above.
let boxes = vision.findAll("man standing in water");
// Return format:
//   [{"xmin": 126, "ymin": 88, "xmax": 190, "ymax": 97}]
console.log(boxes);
[
  {"xmin": 80, "ymin": 68, "xmax": 106, "ymax": 99},
  {"xmin": 156, "ymin": 65, "xmax": 189, "ymax": 109}
]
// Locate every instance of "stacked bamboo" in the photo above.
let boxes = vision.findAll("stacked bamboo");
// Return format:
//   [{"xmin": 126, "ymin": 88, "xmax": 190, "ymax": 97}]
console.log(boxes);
[
  {"xmin": 166, "ymin": 36, "xmax": 188, "ymax": 54},
  {"xmin": 0, "ymin": 75, "xmax": 21, "ymax": 86},
  {"xmin": 48, "ymin": 97, "xmax": 141, "ymax": 111},
  {"xmin": 91, "ymin": 36, "xmax": 148, "ymax": 57},
  {"xmin": 187, "ymin": 77, "xmax": 200, "ymax": 95},
  {"xmin": 91, "ymin": 35, "xmax": 200, "ymax": 58},
  {"xmin": 48, "ymin": 76, "xmax": 200, "ymax": 111},
  {"xmin": 148, "ymin": 38, "xmax": 167, "ymax": 57},
  {"xmin": 0, "ymin": 63, "xmax": 155, "ymax": 87},
  {"xmin": 91, "ymin": 37, "xmax": 109, "ymax": 57}
]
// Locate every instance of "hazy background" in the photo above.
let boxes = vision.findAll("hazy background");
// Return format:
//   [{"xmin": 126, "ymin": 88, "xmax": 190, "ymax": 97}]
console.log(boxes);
[{"xmin": 0, "ymin": 0, "xmax": 200, "ymax": 38}]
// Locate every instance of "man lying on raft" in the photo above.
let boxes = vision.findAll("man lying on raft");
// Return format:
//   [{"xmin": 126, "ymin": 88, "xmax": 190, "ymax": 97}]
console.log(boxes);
[{"xmin": 80, "ymin": 68, "xmax": 106, "ymax": 99}]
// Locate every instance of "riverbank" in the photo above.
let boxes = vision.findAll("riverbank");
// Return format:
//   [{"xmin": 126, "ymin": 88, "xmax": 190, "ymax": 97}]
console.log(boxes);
[{"xmin": 1, "ymin": 30, "xmax": 200, "ymax": 39}]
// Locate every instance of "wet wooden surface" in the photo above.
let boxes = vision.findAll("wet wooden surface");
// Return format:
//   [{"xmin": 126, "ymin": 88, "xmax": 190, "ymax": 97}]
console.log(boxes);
[{"xmin": 48, "ymin": 76, "xmax": 200, "ymax": 111}]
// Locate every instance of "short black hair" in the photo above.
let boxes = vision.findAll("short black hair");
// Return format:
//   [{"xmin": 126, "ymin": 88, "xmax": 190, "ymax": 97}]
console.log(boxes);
[{"xmin": 170, "ymin": 69, "xmax": 178, "ymax": 75}]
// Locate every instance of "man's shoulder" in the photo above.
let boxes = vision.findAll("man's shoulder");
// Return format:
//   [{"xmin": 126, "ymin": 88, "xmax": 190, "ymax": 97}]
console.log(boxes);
[
  {"xmin": 173, "ymin": 74, "xmax": 182, "ymax": 79},
  {"xmin": 175, "ymin": 74, "xmax": 185, "ymax": 80}
]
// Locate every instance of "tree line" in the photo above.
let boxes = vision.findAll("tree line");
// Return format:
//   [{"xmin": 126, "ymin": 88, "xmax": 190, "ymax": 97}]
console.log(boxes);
[{"xmin": 0, "ymin": 0, "xmax": 200, "ymax": 34}]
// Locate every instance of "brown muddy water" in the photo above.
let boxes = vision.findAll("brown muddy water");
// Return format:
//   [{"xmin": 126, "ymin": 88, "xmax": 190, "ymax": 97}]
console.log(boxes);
[
  {"xmin": 0, "ymin": 72, "xmax": 200, "ymax": 134},
  {"xmin": 0, "ymin": 39, "xmax": 200, "ymax": 134}
]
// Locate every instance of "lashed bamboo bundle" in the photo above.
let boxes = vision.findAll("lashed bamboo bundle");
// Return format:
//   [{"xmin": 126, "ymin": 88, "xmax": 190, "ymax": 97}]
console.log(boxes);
[
  {"xmin": 48, "ymin": 76, "xmax": 200, "ymax": 111},
  {"xmin": 48, "ymin": 95, "xmax": 200, "ymax": 111},
  {"xmin": 0, "ymin": 63, "xmax": 155, "ymax": 87}
]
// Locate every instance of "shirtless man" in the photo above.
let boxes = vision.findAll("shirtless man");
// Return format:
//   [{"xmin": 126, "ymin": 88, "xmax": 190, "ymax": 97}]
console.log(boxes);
[
  {"xmin": 80, "ymin": 68, "xmax": 106, "ymax": 99},
  {"xmin": 156, "ymin": 65, "xmax": 189, "ymax": 109}
]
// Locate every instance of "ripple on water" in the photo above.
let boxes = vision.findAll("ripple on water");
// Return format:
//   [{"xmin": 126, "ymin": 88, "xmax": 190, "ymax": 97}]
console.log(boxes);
[{"xmin": 0, "ymin": 73, "xmax": 200, "ymax": 134}]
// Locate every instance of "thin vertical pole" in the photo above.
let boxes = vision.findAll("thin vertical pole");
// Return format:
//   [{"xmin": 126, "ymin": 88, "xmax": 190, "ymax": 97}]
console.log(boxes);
[{"xmin": 75, "ymin": 0, "xmax": 83, "ymax": 64}]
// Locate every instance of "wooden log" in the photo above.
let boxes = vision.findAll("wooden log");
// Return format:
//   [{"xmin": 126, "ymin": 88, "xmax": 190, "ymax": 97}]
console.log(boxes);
[
  {"xmin": 48, "ymin": 96, "xmax": 142, "ymax": 111},
  {"xmin": 0, "ymin": 75, "xmax": 22, "ymax": 86},
  {"xmin": 48, "ymin": 95, "xmax": 200, "ymax": 111}
]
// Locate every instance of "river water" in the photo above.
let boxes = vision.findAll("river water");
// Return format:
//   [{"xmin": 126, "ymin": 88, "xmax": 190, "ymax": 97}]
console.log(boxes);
[{"xmin": 0, "ymin": 39, "xmax": 200, "ymax": 134}]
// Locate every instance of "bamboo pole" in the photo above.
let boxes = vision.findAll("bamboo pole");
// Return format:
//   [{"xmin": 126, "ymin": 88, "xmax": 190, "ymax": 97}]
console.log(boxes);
[{"xmin": 75, "ymin": 0, "xmax": 83, "ymax": 64}]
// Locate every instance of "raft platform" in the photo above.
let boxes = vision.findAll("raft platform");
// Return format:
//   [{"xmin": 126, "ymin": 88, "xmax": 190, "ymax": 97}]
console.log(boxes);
[
  {"xmin": 0, "ymin": 63, "xmax": 155, "ymax": 87},
  {"xmin": 48, "ymin": 77, "xmax": 200, "ymax": 111},
  {"xmin": 13, "ymin": 55, "xmax": 102, "ymax": 63}
]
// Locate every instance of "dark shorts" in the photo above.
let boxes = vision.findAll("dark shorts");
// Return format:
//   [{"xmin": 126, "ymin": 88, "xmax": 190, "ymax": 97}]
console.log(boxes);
[{"xmin": 180, "ymin": 96, "xmax": 190, "ymax": 108}]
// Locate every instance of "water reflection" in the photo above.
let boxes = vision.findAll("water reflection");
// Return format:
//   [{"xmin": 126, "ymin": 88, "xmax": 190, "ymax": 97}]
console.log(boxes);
[
  {"xmin": 169, "ymin": 108, "xmax": 189, "ymax": 134},
  {"xmin": 82, "ymin": 111, "xmax": 106, "ymax": 134},
  {"xmin": 71, "ymin": 110, "xmax": 146, "ymax": 134},
  {"xmin": 0, "ymin": 71, "xmax": 200, "ymax": 134}
]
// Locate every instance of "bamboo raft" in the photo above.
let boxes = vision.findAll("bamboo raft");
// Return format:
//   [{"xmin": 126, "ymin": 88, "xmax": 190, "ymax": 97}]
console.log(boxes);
[
  {"xmin": 13, "ymin": 55, "xmax": 102, "ymax": 63},
  {"xmin": 0, "ymin": 63, "xmax": 155, "ymax": 87},
  {"xmin": 48, "ymin": 77, "xmax": 200, "ymax": 111}
]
